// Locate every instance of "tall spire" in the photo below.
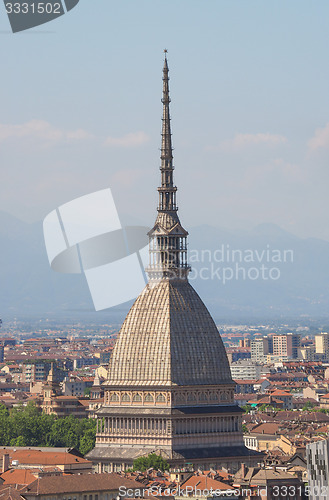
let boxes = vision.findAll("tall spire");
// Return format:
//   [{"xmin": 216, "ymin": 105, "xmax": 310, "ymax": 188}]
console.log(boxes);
[
  {"xmin": 158, "ymin": 50, "xmax": 177, "ymax": 212},
  {"xmin": 146, "ymin": 52, "xmax": 190, "ymax": 281}
]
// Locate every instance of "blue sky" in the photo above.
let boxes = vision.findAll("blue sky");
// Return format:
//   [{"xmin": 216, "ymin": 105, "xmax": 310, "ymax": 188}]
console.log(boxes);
[{"xmin": 0, "ymin": 0, "xmax": 329, "ymax": 239}]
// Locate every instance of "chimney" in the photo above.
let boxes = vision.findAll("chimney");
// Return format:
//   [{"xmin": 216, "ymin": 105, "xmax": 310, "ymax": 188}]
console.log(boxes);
[
  {"xmin": 2, "ymin": 453, "xmax": 9, "ymax": 472},
  {"xmin": 241, "ymin": 463, "xmax": 246, "ymax": 478}
]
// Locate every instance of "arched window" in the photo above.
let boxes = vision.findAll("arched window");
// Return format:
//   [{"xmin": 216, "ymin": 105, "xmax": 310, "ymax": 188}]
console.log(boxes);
[
  {"xmin": 187, "ymin": 392, "xmax": 197, "ymax": 402},
  {"xmin": 209, "ymin": 392, "xmax": 218, "ymax": 402},
  {"xmin": 199, "ymin": 392, "xmax": 208, "ymax": 402}
]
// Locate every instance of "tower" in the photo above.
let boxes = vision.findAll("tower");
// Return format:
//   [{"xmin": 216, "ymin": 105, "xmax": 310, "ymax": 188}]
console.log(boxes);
[{"xmin": 87, "ymin": 54, "xmax": 261, "ymax": 472}]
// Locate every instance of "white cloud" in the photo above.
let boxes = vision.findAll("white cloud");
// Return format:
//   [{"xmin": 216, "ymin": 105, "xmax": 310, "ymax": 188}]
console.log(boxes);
[
  {"xmin": 0, "ymin": 120, "xmax": 150, "ymax": 150},
  {"xmin": 308, "ymin": 123, "xmax": 329, "ymax": 150},
  {"xmin": 216, "ymin": 132, "xmax": 287, "ymax": 150},
  {"xmin": 104, "ymin": 131, "xmax": 150, "ymax": 148},
  {"xmin": 0, "ymin": 120, "xmax": 94, "ymax": 146}
]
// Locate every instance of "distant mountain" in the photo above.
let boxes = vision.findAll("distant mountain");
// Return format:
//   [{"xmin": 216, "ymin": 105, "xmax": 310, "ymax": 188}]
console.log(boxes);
[
  {"xmin": 188, "ymin": 223, "xmax": 329, "ymax": 320},
  {"xmin": 0, "ymin": 212, "xmax": 91, "ymax": 318},
  {"xmin": 1, "ymin": 212, "xmax": 329, "ymax": 321}
]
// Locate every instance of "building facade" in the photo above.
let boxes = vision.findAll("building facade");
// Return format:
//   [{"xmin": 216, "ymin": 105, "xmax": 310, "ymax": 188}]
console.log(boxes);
[
  {"xmin": 306, "ymin": 439, "xmax": 329, "ymax": 500},
  {"xmin": 22, "ymin": 362, "xmax": 51, "ymax": 384},
  {"xmin": 87, "ymin": 55, "xmax": 260, "ymax": 473},
  {"xmin": 40, "ymin": 363, "xmax": 87, "ymax": 418},
  {"xmin": 272, "ymin": 333, "xmax": 300, "ymax": 359},
  {"xmin": 251, "ymin": 338, "xmax": 269, "ymax": 363},
  {"xmin": 230, "ymin": 360, "xmax": 262, "ymax": 381},
  {"xmin": 315, "ymin": 332, "xmax": 329, "ymax": 361}
]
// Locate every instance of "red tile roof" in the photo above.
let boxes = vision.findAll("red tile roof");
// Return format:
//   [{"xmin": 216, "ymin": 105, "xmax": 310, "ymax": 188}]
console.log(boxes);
[
  {"xmin": 22, "ymin": 473, "xmax": 143, "ymax": 495},
  {"xmin": 181, "ymin": 475, "xmax": 231, "ymax": 491},
  {"xmin": 0, "ymin": 485, "xmax": 25, "ymax": 500},
  {"xmin": 234, "ymin": 380, "xmax": 258, "ymax": 384},
  {"xmin": 270, "ymin": 390, "xmax": 292, "ymax": 397},
  {"xmin": 1, "ymin": 469, "xmax": 37, "ymax": 486},
  {"xmin": 0, "ymin": 450, "xmax": 90, "ymax": 466}
]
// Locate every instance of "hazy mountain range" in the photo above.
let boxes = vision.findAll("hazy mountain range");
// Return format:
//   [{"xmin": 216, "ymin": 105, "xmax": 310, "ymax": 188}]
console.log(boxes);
[{"xmin": 1, "ymin": 211, "xmax": 329, "ymax": 322}]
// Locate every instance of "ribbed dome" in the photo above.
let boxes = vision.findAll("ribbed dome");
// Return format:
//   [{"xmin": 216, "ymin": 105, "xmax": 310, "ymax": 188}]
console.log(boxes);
[
  {"xmin": 108, "ymin": 279, "xmax": 233, "ymax": 387},
  {"xmin": 155, "ymin": 211, "xmax": 180, "ymax": 230}
]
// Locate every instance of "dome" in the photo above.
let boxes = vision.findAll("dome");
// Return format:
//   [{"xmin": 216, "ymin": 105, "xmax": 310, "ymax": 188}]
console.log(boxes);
[{"xmin": 108, "ymin": 279, "xmax": 233, "ymax": 387}]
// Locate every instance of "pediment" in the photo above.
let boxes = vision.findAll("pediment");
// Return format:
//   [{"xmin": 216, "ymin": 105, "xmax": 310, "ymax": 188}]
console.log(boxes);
[
  {"xmin": 147, "ymin": 224, "xmax": 169, "ymax": 236},
  {"xmin": 166, "ymin": 223, "xmax": 188, "ymax": 236}
]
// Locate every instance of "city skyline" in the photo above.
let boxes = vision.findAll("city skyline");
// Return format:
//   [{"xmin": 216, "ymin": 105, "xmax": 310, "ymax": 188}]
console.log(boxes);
[{"xmin": 0, "ymin": 2, "xmax": 328, "ymax": 495}]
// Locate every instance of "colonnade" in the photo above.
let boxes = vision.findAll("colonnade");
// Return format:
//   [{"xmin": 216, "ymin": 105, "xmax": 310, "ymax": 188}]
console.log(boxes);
[{"xmin": 96, "ymin": 415, "xmax": 240, "ymax": 435}]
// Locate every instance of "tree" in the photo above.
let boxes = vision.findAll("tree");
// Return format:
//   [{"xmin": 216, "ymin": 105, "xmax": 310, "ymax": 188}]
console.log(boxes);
[
  {"xmin": 133, "ymin": 453, "xmax": 169, "ymax": 472},
  {"xmin": 79, "ymin": 428, "xmax": 96, "ymax": 455},
  {"xmin": 302, "ymin": 401, "xmax": 315, "ymax": 411},
  {"xmin": 11, "ymin": 435, "xmax": 27, "ymax": 447},
  {"xmin": 0, "ymin": 402, "xmax": 96, "ymax": 455}
]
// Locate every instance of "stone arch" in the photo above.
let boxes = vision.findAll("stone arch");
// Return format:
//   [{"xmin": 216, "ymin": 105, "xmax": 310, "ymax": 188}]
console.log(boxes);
[
  {"xmin": 220, "ymin": 392, "xmax": 228, "ymax": 401},
  {"xmin": 187, "ymin": 392, "xmax": 197, "ymax": 402},
  {"xmin": 198, "ymin": 392, "xmax": 208, "ymax": 402}
]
